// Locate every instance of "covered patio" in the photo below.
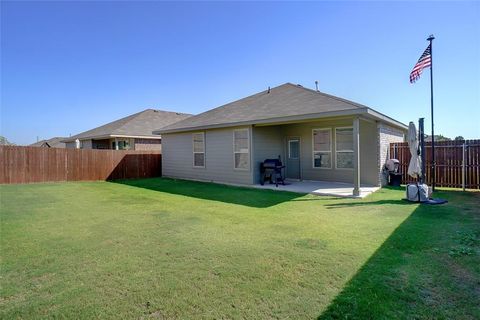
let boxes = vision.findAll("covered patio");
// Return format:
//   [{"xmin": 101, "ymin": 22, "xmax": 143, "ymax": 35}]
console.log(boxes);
[
  {"xmin": 252, "ymin": 115, "xmax": 381, "ymax": 197},
  {"xmin": 253, "ymin": 179, "xmax": 379, "ymax": 198}
]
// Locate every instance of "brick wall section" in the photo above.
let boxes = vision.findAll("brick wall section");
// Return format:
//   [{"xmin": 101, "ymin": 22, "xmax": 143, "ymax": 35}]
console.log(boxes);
[
  {"xmin": 134, "ymin": 138, "xmax": 162, "ymax": 151},
  {"xmin": 378, "ymin": 123, "xmax": 405, "ymax": 185}
]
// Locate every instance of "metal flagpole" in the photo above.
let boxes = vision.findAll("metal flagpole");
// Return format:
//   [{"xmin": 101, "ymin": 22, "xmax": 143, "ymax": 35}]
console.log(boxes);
[
  {"xmin": 427, "ymin": 34, "xmax": 435, "ymax": 191},
  {"xmin": 419, "ymin": 118, "xmax": 426, "ymax": 184}
]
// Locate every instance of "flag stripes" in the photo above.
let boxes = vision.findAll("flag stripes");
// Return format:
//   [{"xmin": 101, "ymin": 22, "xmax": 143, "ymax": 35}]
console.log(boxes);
[{"xmin": 410, "ymin": 44, "xmax": 432, "ymax": 83}]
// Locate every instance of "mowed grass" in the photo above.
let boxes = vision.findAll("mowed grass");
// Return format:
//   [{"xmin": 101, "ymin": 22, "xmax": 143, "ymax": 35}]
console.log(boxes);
[{"xmin": 0, "ymin": 178, "xmax": 479, "ymax": 319}]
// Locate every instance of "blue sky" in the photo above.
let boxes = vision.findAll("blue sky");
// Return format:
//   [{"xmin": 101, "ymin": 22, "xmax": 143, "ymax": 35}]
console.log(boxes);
[{"xmin": 1, "ymin": 1, "xmax": 479, "ymax": 145}]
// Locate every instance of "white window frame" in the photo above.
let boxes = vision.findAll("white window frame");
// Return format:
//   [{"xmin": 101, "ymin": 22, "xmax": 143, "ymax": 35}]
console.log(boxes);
[
  {"xmin": 116, "ymin": 139, "xmax": 132, "ymax": 150},
  {"xmin": 335, "ymin": 126, "xmax": 354, "ymax": 170},
  {"xmin": 312, "ymin": 128, "xmax": 332, "ymax": 169},
  {"xmin": 192, "ymin": 132, "xmax": 205, "ymax": 168},
  {"xmin": 233, "ymin": 128, "xmax": 250, "ymax": 171}
]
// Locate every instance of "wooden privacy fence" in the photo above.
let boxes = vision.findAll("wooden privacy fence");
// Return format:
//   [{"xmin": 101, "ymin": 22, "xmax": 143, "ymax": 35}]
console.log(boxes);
[
  {"xmin": 390, "ymin": 140, "xmax": 480, "ymax": 189},
  {"xmin": 0, "ymin": 146, "xmax": 162, "ymax": 184}
]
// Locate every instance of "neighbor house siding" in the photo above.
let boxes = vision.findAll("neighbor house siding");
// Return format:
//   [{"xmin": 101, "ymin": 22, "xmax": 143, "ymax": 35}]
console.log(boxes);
[
  {"xmin": 378, "ymin": 123, "xmax": 405, "ymax": 185},
  {"xmin": 81, "ymin": 140, "xmax": 93, "ymax": 149},
  {"xmin": 65, "ymin": 142, "xmax": 76, "ymax": 149},
  {"xmin": 252, "ymin": 126, "xmax": 284, "ymax": 183},
  {"xmin": 66, "ymin": 140, "xmax": 92, "ymax": 149},
  {"xmin": 92, "ymin": 139, "xmax": 110, "ymax": 149},
  {"xmin": 162, "ymin": 126, "xmax": 253, "ymax": 185},
  {"xmin": 134, "ymin": 138, "xmax": 162, "ymax": 151},
  {"xmin": 66, "ymin": 138, "xmax": 162, "ymax": 150}
]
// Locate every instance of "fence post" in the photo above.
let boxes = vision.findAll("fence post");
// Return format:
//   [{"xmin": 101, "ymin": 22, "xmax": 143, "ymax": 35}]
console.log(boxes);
[{"xmin": 462, "ymin": 142, "xmax": 466, "ymax": 191}]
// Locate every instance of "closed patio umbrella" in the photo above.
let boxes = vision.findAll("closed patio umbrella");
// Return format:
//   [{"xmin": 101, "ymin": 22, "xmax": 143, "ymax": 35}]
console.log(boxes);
[{"xmin": 407, "ymin": 121, "xmax": 422, "ymax": 179}]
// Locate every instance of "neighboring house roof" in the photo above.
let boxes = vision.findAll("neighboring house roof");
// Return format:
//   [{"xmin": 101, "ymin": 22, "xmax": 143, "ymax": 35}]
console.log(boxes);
[
  {"xmin": 30, "ymin": 137, "xmax": 67, "ymax": 148},
  {"xmin": 154, "ymin": 83, "xmax": 407, "ymax": 134},
  {"xmin": 63, "ymin": 109, "xmax": 192, "ymax": 142}
]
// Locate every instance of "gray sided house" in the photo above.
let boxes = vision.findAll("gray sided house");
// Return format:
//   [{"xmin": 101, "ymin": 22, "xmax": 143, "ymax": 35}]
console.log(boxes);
[
  {"xmin": 154, "ymin": 83, "xmax": 407, "ymax": 195},
  {"xmin": 63, "ymin": 109, "xmax": 191, "ymax": 151}
]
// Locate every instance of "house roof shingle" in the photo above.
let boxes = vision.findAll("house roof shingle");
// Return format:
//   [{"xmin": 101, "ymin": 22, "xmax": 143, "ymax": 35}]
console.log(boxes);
[
  {"xmin": 63, "ymin": 109, "xmax": 192, "ymax": 142},
  {"xmin": 154, "ymin": 83, "xmax": 406, "ymax": 134},
  {"xmin": 29, "ymin": 137, "xmax": 67, "ymax": 148}
]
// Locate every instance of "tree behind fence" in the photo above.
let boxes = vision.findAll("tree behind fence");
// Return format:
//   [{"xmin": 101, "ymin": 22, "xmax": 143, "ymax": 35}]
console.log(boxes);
[
  {"xmin": 0, "ymin": 146, "xmax": 162, "ymax": 184},
  {"xmin": 390, "ymin": 140, "xmax": 480, "ymax": 189}
]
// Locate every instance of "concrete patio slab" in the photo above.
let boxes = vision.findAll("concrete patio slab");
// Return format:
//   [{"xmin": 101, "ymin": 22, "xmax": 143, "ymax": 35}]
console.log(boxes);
[{"xmin": 253, "ymin": 179, "xmax": 379, "ymax": 198}]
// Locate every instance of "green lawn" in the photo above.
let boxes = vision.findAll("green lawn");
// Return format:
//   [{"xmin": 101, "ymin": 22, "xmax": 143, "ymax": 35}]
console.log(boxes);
[{"xmin": 1, "ymin": 178, "xmax": 479, "ymax": 319}]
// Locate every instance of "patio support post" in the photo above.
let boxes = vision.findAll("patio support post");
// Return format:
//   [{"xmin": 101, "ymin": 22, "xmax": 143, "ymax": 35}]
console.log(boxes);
[
  {"xmin": 115, "ymin": 138, "xmax": 119, "ymax": 150},
  {"xmin": 353, "ymin": 117, "xmax": 361, "ymax": 196}
]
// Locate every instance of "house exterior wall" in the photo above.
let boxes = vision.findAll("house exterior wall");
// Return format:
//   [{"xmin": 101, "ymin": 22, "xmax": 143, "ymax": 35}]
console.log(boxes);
[
  {"xmin": 252, "ymin": 118, "xmax": 380, "ymax": 185},
  {"xmin": 359, "ymin": 120, "xmax": 381, "ymax": 186},
  {"xmin": 67, "ymin": 137, "xmax": 161, "ymax": 150},
  {"xmin": 81, "ymin": 140, "xmax": 93, "ymax": 149},
  {"xmin": 65, "ymin": 141, "xmax": 76, "ymax": 149},
  {"xmin": 92, "ymin": 139, "xmax": 110, "ymax": 149},
  {"xmin": 252, "ymin": 126, "xmax": 284, "ymax": 183},
  {"xmin": 279, "ymin": 118, "xmax": 355, "ymax": 184},
  {"xmin": 378, "ymin": 123, "xmax": 405, "ymax": 185},
  {"xmin": 134, "ymin": 138, "xmax": 162, "ymax": 151},
  {"xmin": 162, "ymin": 126, "xmax": 253, "ymax": 185},
  {"xmin": 162, "ymin": 118, "xmax": 403, "ymax": 187},
  {"xmin": 65, "ymin": 139, "xmax": 92, "ymax": 149},
  {"xmin": 66, "ymin": 139, "xmax": 92, "ymax": 149}
]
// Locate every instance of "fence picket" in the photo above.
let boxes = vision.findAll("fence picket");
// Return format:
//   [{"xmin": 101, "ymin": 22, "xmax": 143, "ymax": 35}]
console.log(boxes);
[
  {"xmin": 389, "ymin": 140, "xmax": 480, "ymax": 189},
  {"xmin": 0, "ymin": 146, "xmax": 161, "ymax": 184}
]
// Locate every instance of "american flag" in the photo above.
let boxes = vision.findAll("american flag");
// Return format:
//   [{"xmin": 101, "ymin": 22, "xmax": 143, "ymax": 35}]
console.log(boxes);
[{"xmin": 410, "ymin": 44, "xmax": 432, "ymax": 83}]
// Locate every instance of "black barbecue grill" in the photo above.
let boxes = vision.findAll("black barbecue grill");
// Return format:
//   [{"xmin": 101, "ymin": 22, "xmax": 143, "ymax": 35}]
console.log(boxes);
[
  {"xmin": 384, "ymin": 159, "xmax": 402, "ymax": 186},
  {"xmin": 260, "ymin": 158, "xmax": 285, "ymax": 187}
]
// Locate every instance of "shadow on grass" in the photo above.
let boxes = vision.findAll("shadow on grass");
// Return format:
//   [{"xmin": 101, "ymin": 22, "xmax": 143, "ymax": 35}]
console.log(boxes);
[
  {"xmin": 110, "ymin": 177, "xmax": 308, "ymax": 208},
  {"xmin": 325, "ymin": 199, "xmax": 414, "ymax": 208},
  {"xmin": 318, "ymin": 190, "xmax": 480, "ymax": 319},
  {"xmin": 325, "ymin": 187, "xmax": 473, "ymax": 209}
]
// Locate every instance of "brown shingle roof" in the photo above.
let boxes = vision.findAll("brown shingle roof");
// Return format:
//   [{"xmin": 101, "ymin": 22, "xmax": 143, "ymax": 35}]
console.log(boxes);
[
  {"xmin": 63, "ymin": 109, "xmax": 192, "ymax": 142},
  {"xmin": 154, "ymin": 83, "xmax": 405, "ymax": 134},
  {"xmin": 29, "ymin": 137, "xmax": 67, "ymax": 148}
]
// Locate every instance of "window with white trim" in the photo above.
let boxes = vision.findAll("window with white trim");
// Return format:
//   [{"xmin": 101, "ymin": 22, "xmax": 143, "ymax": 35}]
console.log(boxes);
[
  {"xmin": 117, "ymin": 139, "xmax": 131, "ymax": 150},
  {"xmin": 335, "ymin": 127, "xmax": 354, "ymax": 169},
  {"xmin": 233, "ymin": 129, "xmax": 249, "ymax": 170},
  {"xmin": 312, "ymin": 129, "xmax": 331, "ymax": 168},
  {"xmin": 192, "ymin": 132, "xmax": 205, "ymax": 167}
]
